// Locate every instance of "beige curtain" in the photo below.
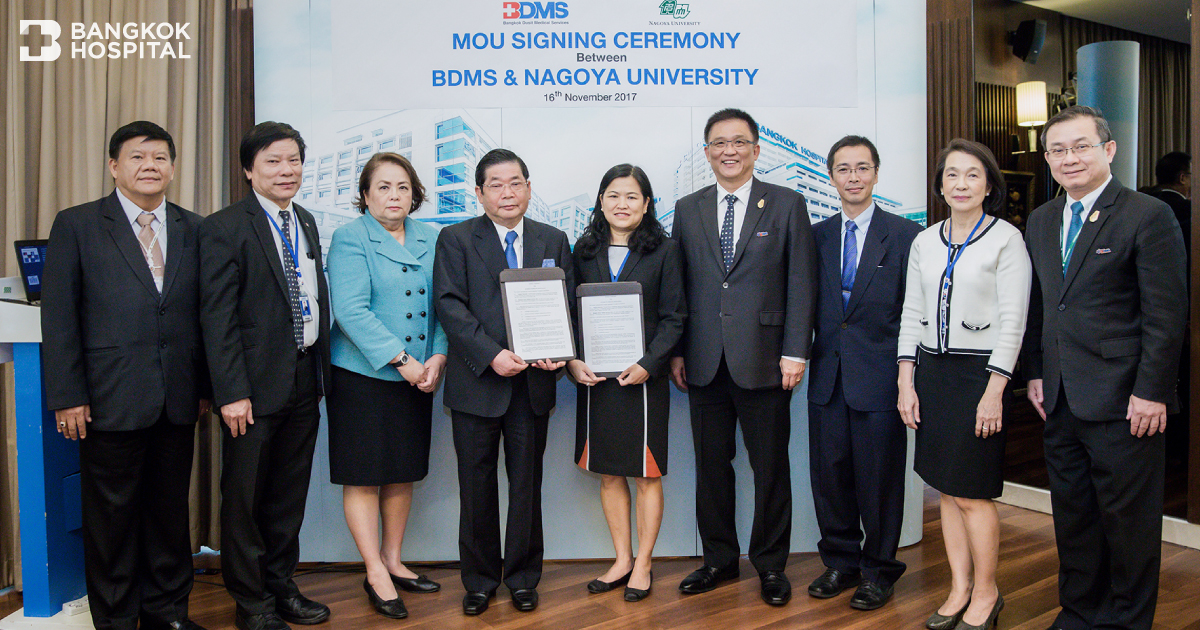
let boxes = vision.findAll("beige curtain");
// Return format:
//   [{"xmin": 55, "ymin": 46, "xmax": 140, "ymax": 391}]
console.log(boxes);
[
  {"xmin": 1061, "ymin": 16, "xmax": 1192, "ymax": 190},
  {"xmin": 0, "ymin": 0, "xmax": 232, "ymax": 590}
]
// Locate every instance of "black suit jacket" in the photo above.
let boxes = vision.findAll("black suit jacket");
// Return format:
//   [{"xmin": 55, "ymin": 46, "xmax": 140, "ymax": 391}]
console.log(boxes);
[
  {"xmin": 572, "ymin": 239, "xmax": 687, "ymax": 377},
  {"xmin": 41, "ymin": 192, "xmax": 209, "ymax": 431},
  {"xmin": 808, "ymin": 209, "xmax": 922, "ymax": 411},
  {"xmin": 672, "ymin": 178, "xmax": 817, "ymax": 389},
  {"xmin": 1021, "ymin": 178, "xmax": 1187, "ymax": 421},
  {"xmin": 199, "ymin": 194, "xmax": 331, "ymax": 414},
  {"xmin": 433, "ymin": 215, "xmax": 573, "ymax": 417}
]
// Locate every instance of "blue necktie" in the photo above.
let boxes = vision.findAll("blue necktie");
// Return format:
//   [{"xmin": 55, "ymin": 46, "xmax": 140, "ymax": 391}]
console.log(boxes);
[
  {"xmin": 841, "ymin": 220, "xmax": 858, "ymax": 309},
  {"xmin": 504, "ymin": 230, "xmax": 519, "ymax": 269},
  {"xmin": 1063, "ymin": 201, "xmax": 1084, "ymax": 276},
  {"xmin": 720, "ymin": 194, "xmax": 736, "ymax": 271}
]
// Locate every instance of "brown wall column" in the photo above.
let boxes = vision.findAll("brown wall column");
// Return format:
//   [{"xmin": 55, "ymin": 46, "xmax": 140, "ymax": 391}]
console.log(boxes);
[{"xmin": 927, "ymin": 0, "xmax": 975, "ymax": 225}]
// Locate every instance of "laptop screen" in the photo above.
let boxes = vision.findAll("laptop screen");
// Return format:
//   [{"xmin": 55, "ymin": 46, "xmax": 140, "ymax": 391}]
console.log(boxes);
[{"xmin": 14, "ymin": 239, "xmax": 49, "ymax": 303}]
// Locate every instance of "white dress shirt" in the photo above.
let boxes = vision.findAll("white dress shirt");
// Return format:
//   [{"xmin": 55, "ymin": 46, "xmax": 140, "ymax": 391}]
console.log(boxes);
[
  {"xmin": 491, "ymin": 216, "xmax": 526, "ymax": 268},
  {"xmin": 840, "ymin": 202, "xmax": 877, "ymax": 271},
  {"xmin": 255, "ymin": 191, "xmax": 320, "ymax": 348},
  {"xmin": 115, "ymin": 188, "xmax": 168, "ymax": 292},
  {"xmin": 714, "ymin": 179, "xmax": 754, "ymax": 247},
  {"xmin": 1061, "ymin": 174, "xmax": 1113, "ymax": 255}
]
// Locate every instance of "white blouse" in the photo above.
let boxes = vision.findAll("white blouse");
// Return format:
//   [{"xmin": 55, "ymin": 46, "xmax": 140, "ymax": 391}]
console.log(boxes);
[{"xmin": 897, "ymin": 216, "xmax": 1032, "ymax": 378}]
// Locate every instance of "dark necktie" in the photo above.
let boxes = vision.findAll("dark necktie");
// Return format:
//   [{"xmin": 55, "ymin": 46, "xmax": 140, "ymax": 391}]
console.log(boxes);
[
  {"xmin": 1063, "ymin": 200, "xmax": 1085, "ymax": 276},
  {"xmin": 720, "ymin": 194, "xmax": 736, "ymax": 271},
  {"xmin": 279, "ymin": 209, "xmax": 304, "ymax": 349},
  {"xmin": 505, "ymin": 230, "xmax": 519, "ymax": 269},
  {"xmin": 842, "ymin": 220, "xmax": 858, "ymax": 308}
]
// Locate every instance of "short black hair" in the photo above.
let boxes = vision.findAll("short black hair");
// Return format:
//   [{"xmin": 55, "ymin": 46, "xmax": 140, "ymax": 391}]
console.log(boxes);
[
  {"xmin": 353, "ymin": 152, "xmax": 426, "ymax": 215},
  {"xmin": 108, "ymin": 121, "xmax": 175, "ymax": 162},
  {"xmin": 704, "ymin": 108, "xmax": 759, "ymax": 143},
  {"xmin": 239, "ymin": 121, "xmax": 306, "ymax": 172},
  {"xmin": 474, "ymin": 148, "xmax": 529, "ymax": 187},
  {"xmin": 1155, "ymin": 151, "xmax": 1191, "ymax": 186},
  {"xmin": 1040, "ymin": 105, "xmax": 1112, "ymax": 149},
  {"xmin": 826, "ymin": 135, "xmax": 880, "ymax": 173},
  {"xmin": 575, "ymin": 164, "xmax": 667, "ymax": 258},
  {"xmin": 933, "ymin": 138, "xmax": 1006, "ymax": 216}
]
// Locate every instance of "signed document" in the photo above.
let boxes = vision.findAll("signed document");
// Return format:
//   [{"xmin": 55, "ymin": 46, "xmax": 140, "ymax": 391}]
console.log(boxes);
[
  {"xmin": 577, "ymin": 282, "xmax": 645, "ymax": 377},
  {"xmin": 499, "ymin": 267, "xmax": 575, "ymax": 362}
]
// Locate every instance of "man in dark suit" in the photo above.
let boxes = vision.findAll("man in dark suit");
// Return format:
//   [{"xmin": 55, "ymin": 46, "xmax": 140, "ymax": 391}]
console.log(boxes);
[
  {"xmin": 1146, "ymin": 151, "xmax": 1191, "ymax": 468},
  {"xmin": 41, "ymin": 121, "xmax": 208, "ymax": 630},
  {"xmin": 669, "ymin": 108, "xmax": 817, "ymax": 606},
  {"xmin": 806, "ymin": 136, "xmax": 920, "ymax": 610},
  {"xmin": 433, "ymin": 149, "xmax": 573, "ymax": 616},
  {"xmin": 1023, "ymin": 106, "xmax": 1187, "ymax": 630},
  {"xmin": 200, "ymin": 122, "xmax": 332, "ymax": 630}
]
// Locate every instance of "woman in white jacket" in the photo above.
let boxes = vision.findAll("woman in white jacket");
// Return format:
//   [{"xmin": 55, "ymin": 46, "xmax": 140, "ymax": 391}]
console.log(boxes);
[{"xmin": 897, "ymin": 139, "xmax": 1031, "ymax": 630}]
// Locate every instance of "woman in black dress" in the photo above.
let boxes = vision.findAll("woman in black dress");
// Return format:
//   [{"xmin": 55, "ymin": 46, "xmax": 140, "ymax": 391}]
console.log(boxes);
[
  {"xmin": 568, "ymin": 164, "xmax": 686, "ymax": 601},
  {"xmin": 897, "ymin": 140, "xmax": 1031, "ymax": 630}
]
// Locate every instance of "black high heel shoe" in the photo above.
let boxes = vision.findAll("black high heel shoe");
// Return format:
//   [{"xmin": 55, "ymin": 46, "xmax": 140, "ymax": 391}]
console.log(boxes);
[
  {"xmin": 954, "ymin": 595, "xmax": 1003, "ymax": 630},
  {"xmin": 925, "ymin": 598, "xmax": 970, "ymax": 630},
  {"xmin": 624, "ymin": 571, "xmax": 653, "ymax": 602},
  {"xmin": 587, "ymin": 569, "xmax": 633, "ymax": 594},
  {"xmin": 364, "ymin": 578, "xmax": 408, "ymax": 619}
]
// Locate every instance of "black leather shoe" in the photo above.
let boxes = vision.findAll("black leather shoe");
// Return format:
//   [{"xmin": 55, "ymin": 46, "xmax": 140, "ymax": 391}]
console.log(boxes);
[
  {"xmin": 623, "ymin": 571, "xmax": 653, "ymax": 602},
  {"xmin": 364, "ymin": 578, "xmax": 408, "ymax": 619},
  {"xmin": 234, "ymin": 611, "xmax": 290, "ymax": 630},
  {"xmin": 760, "ymin": 571, "xmax": 792, "ymax": 606},
  {"xmin": 390, "ymin": 573, "xmax": 441, "ymax": 593},
  {"xmin": 462, "ymin": 590, "xmax": 494, "ymax": 615},
  {"xmin": 587, "ymin": 569, "xmax": 632, "ymax": 593},
  {"xmin": 849, "ymin": 580, "xmax": 893, "ymax": 610},
  {"xmin": 511, "ymin": 588, "xmax": 539, "ymax": 612},
  {"xmin": 807, "ymin": 568, "xmax": 861, "ymax": 599},
  {"xmin": 167, "ymin": 621, "xmax": 206, "ymax": 630},
  {"xmin": 678, "ymin": 564, "xmax": 739, "ymax": 594},
  {"xmin": 275, "ymin": 594, "xmax": 330, "ymax": 625}
]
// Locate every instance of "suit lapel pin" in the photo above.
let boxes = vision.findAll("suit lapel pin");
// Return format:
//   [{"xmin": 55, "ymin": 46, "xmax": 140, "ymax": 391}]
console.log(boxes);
[
  {"xmin": 757, "ymin": 199, "xmax": 765, "ymax": 209},
  {"xmin": 1089, "ymin": 210, "xmax": 1099, "ymax": 222}
]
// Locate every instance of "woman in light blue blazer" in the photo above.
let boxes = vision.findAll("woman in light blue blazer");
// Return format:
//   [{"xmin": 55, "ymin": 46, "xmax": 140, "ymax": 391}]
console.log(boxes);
[{"xmin": 326, "ymin": 152, "xmax": 447, "ymax": 620}]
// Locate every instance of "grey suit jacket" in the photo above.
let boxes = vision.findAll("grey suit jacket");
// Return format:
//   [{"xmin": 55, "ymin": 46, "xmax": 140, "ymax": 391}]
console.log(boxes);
[
  {"xmin": 1021, "ymin": 178, "xmax": 1187, "ymax": 421},
  {"xmin": 672, "ymin": 178, "xmax": 817, "ymax": 390},
  {"xmin": 41, "ymin": 191, "xmax": 210, "ymax": 430}
]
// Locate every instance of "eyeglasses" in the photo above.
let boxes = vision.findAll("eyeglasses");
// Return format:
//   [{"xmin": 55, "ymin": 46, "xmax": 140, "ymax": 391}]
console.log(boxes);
[
  {"xmin": 1045, "ymin": 143, "xmax": 1107, "ymax": 160},
  {"xmin": 706, "ymin": 139, "xmax": 756, "ymax": 151},
  {"xmin": 483, "ymin": 181, "xmax": 528, "ymax": 193},
  {"xmin": 832, "ymin": 165, "xmax": 876, "ymax": 178}
]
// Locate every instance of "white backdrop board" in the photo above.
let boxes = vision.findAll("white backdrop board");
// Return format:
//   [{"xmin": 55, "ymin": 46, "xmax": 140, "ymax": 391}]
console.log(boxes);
[{"xmin": 253, "ymin": 0, "xmax": 928, "ymax": 563}]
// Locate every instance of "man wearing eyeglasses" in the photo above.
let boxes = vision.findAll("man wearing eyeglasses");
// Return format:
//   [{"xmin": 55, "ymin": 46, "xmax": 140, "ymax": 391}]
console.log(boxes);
[
  {"xmin": 805, "ymin": 136, "xmax": 921, "ymax": 611},
  {"xmin": 670, "ymin": 108, "xmax": 816, "ymax": 606},
  {"xmin": 433, "ymin": 148, "xmax": 573, "ymax": 616},
  {"xmin": 1022, "ymin": 105, "xmax": 1186, "ymax": 630}
]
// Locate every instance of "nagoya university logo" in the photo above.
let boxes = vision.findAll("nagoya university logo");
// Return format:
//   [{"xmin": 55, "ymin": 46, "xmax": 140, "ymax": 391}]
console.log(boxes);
[{"xmin": 658, "ymin": 0, "xmax": 690, "ymax": 19}]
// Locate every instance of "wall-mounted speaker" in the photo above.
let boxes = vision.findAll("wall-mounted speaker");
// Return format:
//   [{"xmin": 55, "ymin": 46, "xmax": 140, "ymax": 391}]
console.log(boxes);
[{"xmin": 1009, "ymin": 19, "xmax": 1047, "ymax": 64}]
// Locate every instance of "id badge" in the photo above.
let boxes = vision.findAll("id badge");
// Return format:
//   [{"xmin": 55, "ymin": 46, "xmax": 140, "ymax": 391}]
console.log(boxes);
[{"xmin": 299, "ymin": 288, "xmax": 314, "ymax": 323}]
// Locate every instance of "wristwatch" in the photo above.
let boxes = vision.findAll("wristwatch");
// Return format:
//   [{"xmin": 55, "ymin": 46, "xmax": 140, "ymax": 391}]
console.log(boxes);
[{"xmin": 394, "ymin": 351, "xmax": 410, "ymax": 366}]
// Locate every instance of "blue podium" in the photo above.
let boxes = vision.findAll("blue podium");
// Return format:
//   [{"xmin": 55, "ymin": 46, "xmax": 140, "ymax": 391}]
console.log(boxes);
[{"xmin": 1, "ymin": 297, "xmax": 86, "ymax": 618}]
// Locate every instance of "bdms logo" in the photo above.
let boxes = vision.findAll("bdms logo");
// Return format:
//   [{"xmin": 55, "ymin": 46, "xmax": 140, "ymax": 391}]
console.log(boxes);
[
  {"xmin": 503, "ymin": 2, "xmax": 569, "ymax": 20},
  {"xmin": 20, "ymin": 20, "xmax": 62, "ymax": 61}
]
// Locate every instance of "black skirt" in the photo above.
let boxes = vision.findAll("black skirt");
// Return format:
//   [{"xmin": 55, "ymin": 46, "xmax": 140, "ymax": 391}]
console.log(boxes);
[
  {"xmin": 913, "ymin": 349, "xmax": 1006, "ymax": 499},
  {"xmin": 574, "ymin": 376, "xmax": 669, "ymax": 478},
  {"xmin": 326, "ymin": 366, "xmax": 433, "ymax": 486}
]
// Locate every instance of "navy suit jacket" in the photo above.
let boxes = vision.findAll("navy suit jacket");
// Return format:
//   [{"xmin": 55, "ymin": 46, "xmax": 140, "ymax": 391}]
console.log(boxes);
[
  {"xmin": 433, "ymin": 215, "xmax": 574, "ymax": 417},
  {"xmin": 808, "ymin": 208, "xmax": 922, "ymax": 411}
]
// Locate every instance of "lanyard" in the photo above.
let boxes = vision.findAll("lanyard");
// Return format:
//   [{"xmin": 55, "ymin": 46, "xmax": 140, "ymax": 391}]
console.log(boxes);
[
  {"xmin": 943, "ymin": 213, "xmax": 987, "ymax": 283},
  {"xmin": 264, "ymin": 209, "xmax": 302, "ymax": 271},
  {"xmin": 611, "ymin": 247, "xmax": 630, "ymax": 282},
  {"xmin": 136, "ymin": 216, "xmax": 165, "ymax": 268}
]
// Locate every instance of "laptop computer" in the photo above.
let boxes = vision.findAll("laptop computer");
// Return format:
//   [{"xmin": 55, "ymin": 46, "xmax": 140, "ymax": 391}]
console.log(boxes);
[{"xmin": 12, "ymin": 239, "xmax": 49, "ymax": 305}]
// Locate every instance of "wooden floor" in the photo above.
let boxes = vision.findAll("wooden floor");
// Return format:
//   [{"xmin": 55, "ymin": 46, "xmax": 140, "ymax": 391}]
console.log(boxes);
[{"xmin": 5, "ymin": 487, "xmax": 1200, "ymax": 629}]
